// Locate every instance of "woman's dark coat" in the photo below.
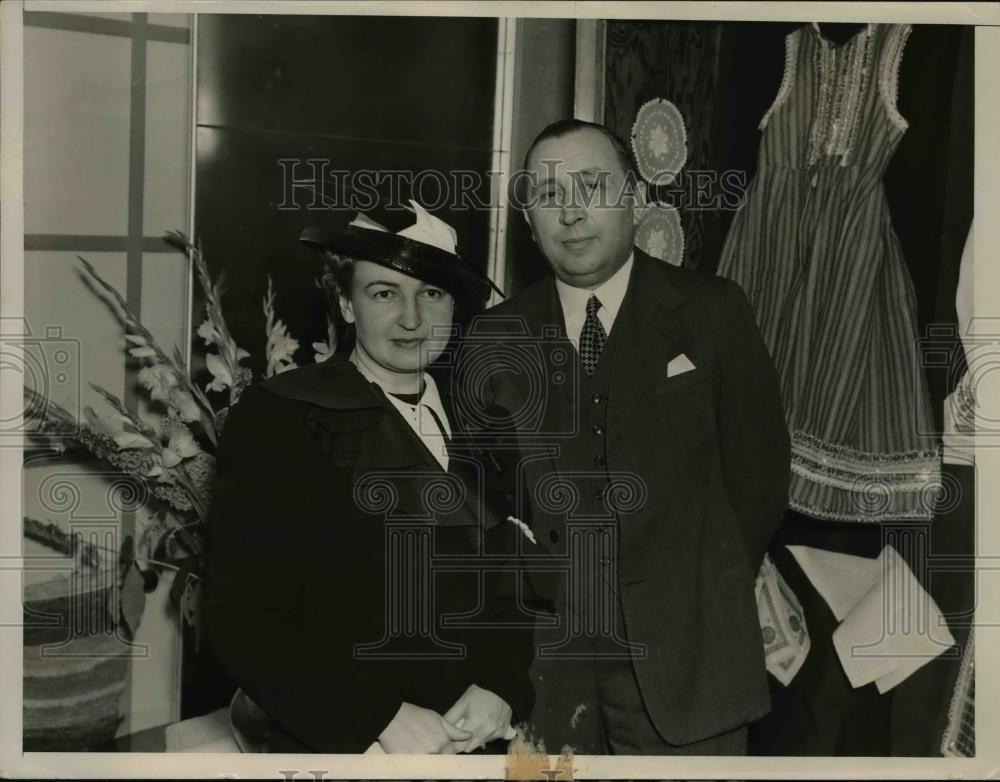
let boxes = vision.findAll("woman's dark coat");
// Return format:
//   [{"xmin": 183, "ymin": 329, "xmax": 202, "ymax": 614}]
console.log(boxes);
[{"xmin": 205, "ymin": 357, "xmax": 535, "ymax": 752}]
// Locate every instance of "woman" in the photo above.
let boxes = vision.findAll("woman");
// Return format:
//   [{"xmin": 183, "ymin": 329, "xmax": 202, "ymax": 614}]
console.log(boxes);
[{"xmin": 205, "ymin": 202, "xmax": 534, "ymax": 754}]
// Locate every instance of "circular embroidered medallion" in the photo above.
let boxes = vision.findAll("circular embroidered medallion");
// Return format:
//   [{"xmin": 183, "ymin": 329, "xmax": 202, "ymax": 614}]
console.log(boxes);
[
  {"xmin": 631, "ymin": 98, "xmax": 688, "ymax": 186},
  {"xmin": 636, "ymin": 203, "xmax": 685, "ymax": 266}
]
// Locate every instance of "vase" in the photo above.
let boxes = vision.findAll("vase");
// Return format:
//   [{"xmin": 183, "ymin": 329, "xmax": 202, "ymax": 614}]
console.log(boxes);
[{"xmin": 23, "ymin": 567, "xmax": 128, "ymax": 751}]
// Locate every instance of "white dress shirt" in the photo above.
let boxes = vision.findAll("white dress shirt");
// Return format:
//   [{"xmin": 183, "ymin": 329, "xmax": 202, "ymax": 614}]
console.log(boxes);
[
  {"xmin": 352, "ymin": 355, "xmax": 452, "ymax": 471},
  {"xmin": 554, "ymin": 254, "xmax": 635, "ymax": 350}
]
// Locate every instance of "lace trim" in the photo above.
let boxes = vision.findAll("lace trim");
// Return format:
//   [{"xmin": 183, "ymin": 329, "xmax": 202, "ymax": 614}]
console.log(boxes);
[
  {"xmin": 789, "ymin": 429, "xmax": 942, "ymax": 522},
  {"xmin": 806, "ymin": 35, "xmax": 834, "ymax": 168},
  {"xmin": 941, "ymin": 628, "xmax": 974, "ymax": 757},
  {"xmin": 791, "ymin": 459, "xmax": 939, "ymax": 494},
  {"xmin": 946, "ymin": 371, "xmax": 977, "ymax": 434},
  {"xmin": 806, "ymin": 23, "xmax": 876, "ymax": 168},
  {"xmin": 759, "ymin": 29, "xmax": 800, "ymax": 130},
  {"xmin": 792, "ymin": 429, "xmax": 941, "ymax": 469},
  {"xmin": 831, "ymin": 23, "xmax": 875, "ymax": 165},
  {"xmin": 788, "ymin": 492, "xmax": 936, "ymax": 524},
  {"xmin": 880, "ymin": 24, "xmax": 912, "ymax": 131}
]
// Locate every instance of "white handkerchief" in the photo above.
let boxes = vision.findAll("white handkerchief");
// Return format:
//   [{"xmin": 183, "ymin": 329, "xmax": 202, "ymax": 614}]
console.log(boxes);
[
  {"xmin": 787, "ymin": 545, "xmax": 881, "ymax": 621},
  {"xmin": 832, "ymin": 546, "xmax": 955, "ymax": 693},
  {"xmin": 666, "ymin": 352, "xmax": 695, "ymax": 377},
  {"xmin": 788, "ymin": 544, "xmax": 956, "ymax": 693},
  {"xmin": 872, "ymin": 654, "xmax": 927, "ymax": 694}
]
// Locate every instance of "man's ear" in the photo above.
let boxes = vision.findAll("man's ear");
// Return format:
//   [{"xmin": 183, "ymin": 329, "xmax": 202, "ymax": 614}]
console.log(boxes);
[
  {"xmin": 339, "ymin": 294, "xmax": 356, "ymax": 324},
  {"xmin": 521, "ymin": 208, "xmax": 537, "ymax": 243},
  {"xmin": 631, "ymin": 179, "xmax": 648, "ymax": 227}
]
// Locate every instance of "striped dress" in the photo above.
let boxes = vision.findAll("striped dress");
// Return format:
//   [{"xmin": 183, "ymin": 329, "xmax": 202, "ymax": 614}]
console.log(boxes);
[{"xmin": 717, "ymin": 23, "xmax": 940, "ymax": 523}]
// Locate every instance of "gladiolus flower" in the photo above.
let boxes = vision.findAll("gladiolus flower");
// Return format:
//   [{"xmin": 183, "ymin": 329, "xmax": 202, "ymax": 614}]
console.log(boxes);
[
  {"xmin": 138, "ymin": 364, "xmax": 178, "ymax": 402},
  {"xmin": 267, "ymin": 328, "xmax": 299, "ymax": 374},
  {"xmin": 146, "ymin": 453, "xmax": 175, "ymax": 483},
  {"xmin": 169, "ymin": 389, "xmax": 201, "ymax": 422},
  {"xmin": 167, "ymin": 429, "xmax": 200, "ymax": 460},
  {"xmin": 197, "ymin": 319, "xmax": 219, "ymax": 346},
  {"xmin": 205, "ymin": 353, "xmax": 233, "ymax": 393},
  {"xmin": 114, "ymin": 431, "xmax": 155, "ymax": 450}
]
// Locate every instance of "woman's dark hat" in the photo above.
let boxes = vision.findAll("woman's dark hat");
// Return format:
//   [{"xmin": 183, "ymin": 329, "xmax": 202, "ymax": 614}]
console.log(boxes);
[{"xmin": 300, "ymin": 200, "xmax": 504, "ymax": 304}]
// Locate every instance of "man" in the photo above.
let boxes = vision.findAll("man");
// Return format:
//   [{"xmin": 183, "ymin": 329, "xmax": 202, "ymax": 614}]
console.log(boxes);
[{"xmin": 456, "ymin": 119, "xmax": 790, "ymax": 755}]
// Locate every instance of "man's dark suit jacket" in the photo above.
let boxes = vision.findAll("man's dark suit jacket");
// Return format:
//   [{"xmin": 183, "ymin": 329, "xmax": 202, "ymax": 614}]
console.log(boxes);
[
  {"xmin": 460, "ymin": 249, "xmax": 791, "ymax": 746},
  {"xmin": 205, "ymin": 357, "xmax": 534, "ymax": 753}
]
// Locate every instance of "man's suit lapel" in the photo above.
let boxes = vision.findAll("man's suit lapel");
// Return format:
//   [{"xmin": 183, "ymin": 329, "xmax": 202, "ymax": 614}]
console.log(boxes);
[
  {"xmin": 519, "ymin": 279, "xmax": 577, "ymax": 475},
  {"xmin": 540, "ymin": 280, "xmax": 578, "ymax": 443},
  {"xmin": 607, "ymin": 251, "xmax": 690, "ymax": 444}
]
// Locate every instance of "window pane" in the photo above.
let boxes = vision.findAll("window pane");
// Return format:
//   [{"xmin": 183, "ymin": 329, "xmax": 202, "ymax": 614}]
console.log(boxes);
[{"xmin": 24, "ymin": 28, "xmax": 131, "ymax": 236}]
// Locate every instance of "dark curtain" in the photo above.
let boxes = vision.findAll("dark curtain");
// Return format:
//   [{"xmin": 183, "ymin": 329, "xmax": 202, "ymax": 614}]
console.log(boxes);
[
  {"xmin": 604, "ymin": 20, "xmax": 728, "ymax": 273},
  {"xmin": 604, "ymin": 20, "xmax": 974, "ymax": 757}
]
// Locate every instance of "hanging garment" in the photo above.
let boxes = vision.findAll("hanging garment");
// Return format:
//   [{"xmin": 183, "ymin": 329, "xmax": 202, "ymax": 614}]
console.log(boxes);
[{"xmin": 717, "ymin": 22, "xmax": 940, "ymax": 523}]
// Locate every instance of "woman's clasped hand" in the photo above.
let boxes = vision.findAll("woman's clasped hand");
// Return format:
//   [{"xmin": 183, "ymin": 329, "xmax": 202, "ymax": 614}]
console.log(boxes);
[{"xmin": 378, "ymin": 686, "xmax": 513, "ymax": 754}]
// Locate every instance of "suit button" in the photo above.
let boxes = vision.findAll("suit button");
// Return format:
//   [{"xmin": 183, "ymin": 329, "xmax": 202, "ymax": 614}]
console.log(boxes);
[
  {"xmin": 549, "ymin": 529, "xmax": 559, "ymax": 544},
  {"xmin": 592, "ymin": 424, "xmax": 603, "ymax": 435},
  {"xmin": 591, "ymin": 393, "xmax": 603, "ymax": 404},
  {"xmin": 593, "ymin": 455, "xmax": 605, "ymax": 467},
  {"xmin": 600, "ymin": 556, "xmax": 610, "ymax": 566}
]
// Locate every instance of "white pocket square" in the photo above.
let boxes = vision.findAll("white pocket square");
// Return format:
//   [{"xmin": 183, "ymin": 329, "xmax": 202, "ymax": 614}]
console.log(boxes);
[{"xmin": 666, "ymin": 353, "xmax": 696, "ymax": 377}]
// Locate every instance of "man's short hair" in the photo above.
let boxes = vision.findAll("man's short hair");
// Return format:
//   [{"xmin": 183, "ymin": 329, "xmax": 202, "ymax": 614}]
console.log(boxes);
[{"xmin": 522, "ymin": 119, "xmax": 637, "ymax": 178}]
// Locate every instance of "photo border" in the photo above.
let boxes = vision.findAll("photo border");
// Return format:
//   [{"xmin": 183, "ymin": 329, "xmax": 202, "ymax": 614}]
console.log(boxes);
[{"xmin": 2, "ymin": 1, "xmax": 997, "ymax": 778}]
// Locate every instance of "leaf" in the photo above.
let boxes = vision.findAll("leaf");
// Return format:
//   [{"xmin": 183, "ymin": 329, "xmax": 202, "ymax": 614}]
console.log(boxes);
[
  {"xmin": 152, "ymin": 528, "xmax": 171, "ymax": 563},
  {"xmin": 113, "ymin": 534, "xmax": 146, "ymax": 637},
  {"xmin": 163, "ymin": 229, "xmax": 192, "ymax": 253},
  {"xmin": 169, "ymin": 557, "xmax": 195, "ymax": 609},
  {"xmin": 23, "ymin": 517, "xmax": 73, "ymax": 556},
  {"xmin": 118, "ymin": 560, "xmax": 146, "ymax": 639},
  {"xmin": 140, "ymin": 567, "xmax": 159, "ymax": 593},
  {"xmin": 169, "ymin": 558, "xmax": 203, "ymax": 651},
  {"xmin": 179, "ymin": 577, "xmax": 203, "ymax": 652},
  {"xmin": 118, "ymin": 534, "xmax": 136, "ymax": 583},
  {"xmin": 90, "ymin": 383, "xmax": 129, "ymax": 417}
]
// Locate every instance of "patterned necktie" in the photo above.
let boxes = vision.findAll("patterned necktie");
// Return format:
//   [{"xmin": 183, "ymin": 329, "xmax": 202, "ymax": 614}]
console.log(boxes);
[{"xmin": 579, "ymin": 295, "xmax": 607, "ymax": 376}]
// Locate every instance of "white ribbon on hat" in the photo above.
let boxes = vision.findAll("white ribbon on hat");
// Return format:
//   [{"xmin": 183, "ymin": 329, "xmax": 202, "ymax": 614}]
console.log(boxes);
[{"xmin": 348, "ymin": 200, "xmax": 458, "ymax": 255}]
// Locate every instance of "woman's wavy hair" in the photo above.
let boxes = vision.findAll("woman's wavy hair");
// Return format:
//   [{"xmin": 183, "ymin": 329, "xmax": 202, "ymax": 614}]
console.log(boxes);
[{"xmin": 318, "ymin": 252, "xmax": 480, "ymax": 355}]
